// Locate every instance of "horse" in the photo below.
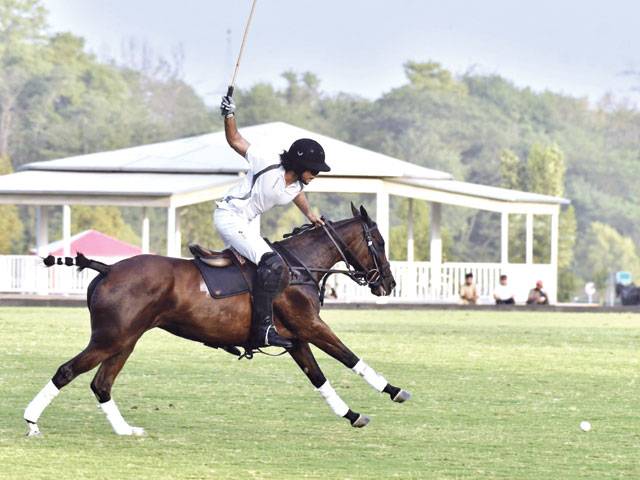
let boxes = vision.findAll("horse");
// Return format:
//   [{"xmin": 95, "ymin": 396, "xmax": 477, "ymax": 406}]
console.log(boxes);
[{"xmin": 23, "ymin": 204, "xmax": 411, "ymax": 436}]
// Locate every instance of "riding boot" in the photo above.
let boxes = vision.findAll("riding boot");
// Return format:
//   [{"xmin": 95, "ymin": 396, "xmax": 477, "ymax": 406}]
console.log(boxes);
[{"xmin": 250, "ymin": 252, "xmax": 293, "ymax": 349}]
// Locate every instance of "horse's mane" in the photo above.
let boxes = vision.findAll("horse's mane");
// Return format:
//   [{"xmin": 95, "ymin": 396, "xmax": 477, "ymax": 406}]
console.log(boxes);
[{"xmin": 277, "ymin": 216, "xmax": 360, "ymax": 247}]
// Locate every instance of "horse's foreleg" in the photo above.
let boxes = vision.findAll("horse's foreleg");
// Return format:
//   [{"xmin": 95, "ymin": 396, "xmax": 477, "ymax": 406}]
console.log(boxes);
[
  {"xmin": 24, "ymin": 342, "xmax": 115, "ymax": 436},
  {"xmin": 90, "ymin": 345, "xmax": 144, "ymax": 436},
  {"xmin": 307, "ymin": 320, "xmax": 411, "ymax": 404},
  {"xmin": 289, "ymin": 341, "xmax": 369, "ymax": 428}
]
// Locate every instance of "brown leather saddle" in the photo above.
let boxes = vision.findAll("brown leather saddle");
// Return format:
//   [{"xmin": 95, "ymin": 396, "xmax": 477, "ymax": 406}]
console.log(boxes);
[{"xmin": 189, "ymin": 244, "xmax": 255, "ymax": 298}]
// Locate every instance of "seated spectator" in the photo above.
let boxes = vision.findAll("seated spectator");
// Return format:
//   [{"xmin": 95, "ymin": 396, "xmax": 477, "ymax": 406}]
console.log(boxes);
[
  {"xmin": 526, "ymin": 280, "xmax": 549, "ymax": 305},
  {"xmin": 460, "ymin": 272, "xmax": 479, "ymax": 304},
  {"xmin": 493, "ymin": 274, "xmax": 515, "ymax": 304}
]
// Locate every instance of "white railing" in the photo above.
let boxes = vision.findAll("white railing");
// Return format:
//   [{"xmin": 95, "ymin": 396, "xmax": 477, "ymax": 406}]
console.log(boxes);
[
  {"xmin": 0, "ymin": 256, "xmax": 557, "ymax": 304},
  {"xmin": 326, "ymin": 261, "xmax": 556, "ymax": 304},
  {"xmin": 0, "ymin": 255, "xmax": 123, "ymax": 296}
]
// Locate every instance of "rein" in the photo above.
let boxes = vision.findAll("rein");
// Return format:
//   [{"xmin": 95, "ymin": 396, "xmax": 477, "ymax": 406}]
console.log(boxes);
[{"xmin": 275, "ymin": 217, "xmax": 385, "ymax": 304}]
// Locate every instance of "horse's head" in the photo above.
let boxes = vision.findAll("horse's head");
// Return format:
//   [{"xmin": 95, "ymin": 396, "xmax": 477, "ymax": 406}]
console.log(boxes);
[{"xmin": 348, "ymin": 203, "xmax": 396, "ymax": 296}]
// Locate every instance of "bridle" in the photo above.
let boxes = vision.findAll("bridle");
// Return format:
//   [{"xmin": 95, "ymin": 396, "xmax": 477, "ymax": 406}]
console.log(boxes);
[{"xmin": 274, "ymin": 217, "xmax": 390, "ymax": 304}]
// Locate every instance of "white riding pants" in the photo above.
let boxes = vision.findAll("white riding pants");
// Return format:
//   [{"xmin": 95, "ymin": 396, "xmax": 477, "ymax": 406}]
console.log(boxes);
[{"xmin": 214, "ymin": 208, "xmax": 271, "ymax": 265}]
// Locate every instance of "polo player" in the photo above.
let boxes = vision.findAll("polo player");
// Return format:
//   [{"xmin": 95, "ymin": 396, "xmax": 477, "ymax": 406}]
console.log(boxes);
[{"xmin": 216, "ymin": 95, "xmax": 330, "ymax": 349}]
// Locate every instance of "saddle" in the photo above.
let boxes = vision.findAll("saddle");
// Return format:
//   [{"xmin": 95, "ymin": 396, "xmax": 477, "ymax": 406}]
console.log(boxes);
[{"xmin": 189, "ymin": 244, "xmax": 255, "ymax": 298}]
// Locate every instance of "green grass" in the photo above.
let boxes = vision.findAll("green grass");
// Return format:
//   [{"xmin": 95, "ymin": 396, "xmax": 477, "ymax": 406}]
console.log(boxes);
[{"xmin": 0, "ymin": 307, "xmax": 639, "ymax": 479}]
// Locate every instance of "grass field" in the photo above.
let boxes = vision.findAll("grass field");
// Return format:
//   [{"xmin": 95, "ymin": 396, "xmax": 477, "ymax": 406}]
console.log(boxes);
[{"xmin": 0, "ymin": 307, "xmax": 639, "ymax": 479}]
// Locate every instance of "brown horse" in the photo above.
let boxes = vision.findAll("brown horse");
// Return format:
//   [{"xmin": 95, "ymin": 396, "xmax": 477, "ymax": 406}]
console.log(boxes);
[{"xmin": 23, "ymin": 204, "xmax": 411, "ymax": 436}]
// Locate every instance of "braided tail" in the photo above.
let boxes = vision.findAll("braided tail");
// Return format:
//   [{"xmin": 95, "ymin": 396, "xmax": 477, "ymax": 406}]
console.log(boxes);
[{"xmin": 43, "ymin": 252, "xmax": 111, "ymax": 274}]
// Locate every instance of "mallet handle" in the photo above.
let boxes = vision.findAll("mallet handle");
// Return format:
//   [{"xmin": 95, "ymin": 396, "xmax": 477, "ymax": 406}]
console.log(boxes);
[{"xmin": 227, "ymin": 0, "xmax": 258, "ymax": 98}]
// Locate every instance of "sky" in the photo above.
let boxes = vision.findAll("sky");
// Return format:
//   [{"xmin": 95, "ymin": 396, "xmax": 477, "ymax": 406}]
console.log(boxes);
[{"xmin": 42, "ymin": 0, "xmax": 640, "ymax": 105}]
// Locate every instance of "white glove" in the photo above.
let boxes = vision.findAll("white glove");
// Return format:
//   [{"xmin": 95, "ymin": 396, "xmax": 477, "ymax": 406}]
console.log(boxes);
[{"xmin": 220, "ymin": 95, "xmax": 235, "ymax": 117}]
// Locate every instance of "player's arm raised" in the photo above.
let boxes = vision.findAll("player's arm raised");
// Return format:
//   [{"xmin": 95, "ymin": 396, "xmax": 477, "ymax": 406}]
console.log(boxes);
[{"xmin": 221, "ymin": 96, "xmax": 249, "ymax": 157}]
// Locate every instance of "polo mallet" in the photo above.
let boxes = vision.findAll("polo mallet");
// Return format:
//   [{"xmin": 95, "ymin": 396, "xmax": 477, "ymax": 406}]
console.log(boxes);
[{"xmin": 226, "ymin": 0, "xmax": 258, "ymax": 99}]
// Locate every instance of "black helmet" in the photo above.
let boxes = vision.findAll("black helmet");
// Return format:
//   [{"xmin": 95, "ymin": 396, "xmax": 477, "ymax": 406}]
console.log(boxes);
[{"xmin": 283, "ymin": 138, "xmax": 330, "ymax": 174}]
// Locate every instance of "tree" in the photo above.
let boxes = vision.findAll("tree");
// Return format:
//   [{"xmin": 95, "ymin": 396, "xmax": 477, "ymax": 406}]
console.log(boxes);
[
  {"xmin": 0, "ymin": 0, "xmax": 48, "ymax": 158},
  {"xmin": 582, "ymin": 222, "xmax": 640, "ymax": 288},
  {"xmin": 0, "ymin": 155, "xmax": 23, "ymax": 252},
  {"xmin": 499, "ymin": 148, "xmax": 523, "ymax": 190},
  {"xmin": 71, "ymin": 205, "xmax": 139, "ymax": 245},
  {"xmin": 179, "ymin": 202, "xmax": 224, "ymax": 257},
  {"xmin": 527, "ymin": 143, "xmax": 565, "ymax": 198}
]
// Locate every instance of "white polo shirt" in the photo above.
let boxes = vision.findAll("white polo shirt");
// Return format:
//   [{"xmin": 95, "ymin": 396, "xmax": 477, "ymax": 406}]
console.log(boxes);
[
  {"xmin": 217, "ymin": 144, "xmax": 303, "ymax": 222},
  {"xmin": 494, "ymin": 283, "xmax": 514, "ymax": 301}
]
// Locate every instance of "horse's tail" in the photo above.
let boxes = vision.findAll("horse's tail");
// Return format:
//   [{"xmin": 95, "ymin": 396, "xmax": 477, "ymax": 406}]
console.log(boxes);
[{"xmin": 43, "ymin": 252, "xmax": 111, "ymax": 275}]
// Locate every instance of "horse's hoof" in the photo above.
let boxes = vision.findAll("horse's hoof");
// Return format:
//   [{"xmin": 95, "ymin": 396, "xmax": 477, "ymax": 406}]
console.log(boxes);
[
  {"xmin": 26, "ymin": 422, "xmax": 41, "ymax": 437},
  {"xmin": 351, "ymin": 414, "xmax": 370, "ymax": 428},
  {"xmin": 392, "ymin": 389, "xmax": 411, "ymax": 403},
  {"xmin": 130, "ymin": 426, "xmax": 145, "ymax": 436}
]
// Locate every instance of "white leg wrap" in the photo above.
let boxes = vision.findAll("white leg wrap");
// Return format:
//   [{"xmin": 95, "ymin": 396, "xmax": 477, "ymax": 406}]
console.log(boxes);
[
  {"xmin": 24, "ymin": 380, "xmax": 60, "ymax": 423},
  {"xmin": 316, "ymin": 381, "xmax": 349, "ymax": 417},
  {"xmin": 352, "ymin": 359, "xmax": 388, "ymax": 392},
  {"xmin": 99, "ymin": 399, "xmax": 144, "ymax": 436}
]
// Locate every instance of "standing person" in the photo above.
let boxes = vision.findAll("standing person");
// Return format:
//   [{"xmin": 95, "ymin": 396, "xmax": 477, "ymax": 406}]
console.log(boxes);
[
  {"xmin": 215, "ymin": 95, "xmax": 331, "ymax": 348},
  {"xmin": 493, "ymin": 274, "xmax": 515, "ymax": 305},
  {"xmin": 526, "ymin": 280, "xmax": 549, "ymax": 305},
  {"xmin": 459, "ymin": 272, "xmax": 479, "ymax": 304}
]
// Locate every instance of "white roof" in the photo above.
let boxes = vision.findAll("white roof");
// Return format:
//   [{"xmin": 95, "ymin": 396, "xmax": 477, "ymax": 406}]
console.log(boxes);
[
  {"xmin": 0, "ymin": 121, "xmax": 568, "ymax": 209},
  {"xmin": 0, "ymin": 171, "xmax": 238, "ymax": 197},
  {"xmin": 395, "ymin": 178, "xmax": 570, "ymax": 205},
  {"xmin": 21, "ymin": 121, "xmax": 452, "ymax": 180}
]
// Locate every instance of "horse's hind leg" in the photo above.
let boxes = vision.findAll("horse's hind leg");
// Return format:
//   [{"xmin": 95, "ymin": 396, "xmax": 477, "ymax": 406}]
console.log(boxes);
[
  {"xmin": 307, "ymin": 317, "xmax": 411, "ymax": 404},
  {"xmin": 90, "ymin": 344, "xmax": 144, "ymax": 436},
  {"xmin": 24, "ymin": 342, "xmax": 115, "ymax": 436},
  {"xmin": 289, "ymin": 341, "xmax": 369, "ymax": 428}
]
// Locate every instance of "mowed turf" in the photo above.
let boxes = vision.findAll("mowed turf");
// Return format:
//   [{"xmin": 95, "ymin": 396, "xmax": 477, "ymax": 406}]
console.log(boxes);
[{"xmin": 0, "ymin": 307, "xmax": 638, "ymax": 479}]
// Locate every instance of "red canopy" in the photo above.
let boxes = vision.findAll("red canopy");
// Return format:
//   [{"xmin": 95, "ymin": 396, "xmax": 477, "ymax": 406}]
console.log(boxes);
[{"xmin": 39, "ymin": 229, "xmax": 142, "ymax": 257}]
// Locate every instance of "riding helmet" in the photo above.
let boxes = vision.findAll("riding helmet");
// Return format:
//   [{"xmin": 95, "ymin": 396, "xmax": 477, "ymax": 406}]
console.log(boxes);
[{"xmin": 284, "ymin": 138, "xmax": 330, "ymax": 173}]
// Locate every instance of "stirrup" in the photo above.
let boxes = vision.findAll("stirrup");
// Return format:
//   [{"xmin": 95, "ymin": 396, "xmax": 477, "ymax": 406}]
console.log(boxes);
[{"xmin": 264, "ymin": 325, "xmax": 293, "ymax": 349}]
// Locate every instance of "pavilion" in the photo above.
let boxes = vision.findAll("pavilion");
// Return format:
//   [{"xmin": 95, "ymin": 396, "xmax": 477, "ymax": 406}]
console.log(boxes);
[{"xmin": 0, "ymin": 122, "xmax": 568, "ymax": 302}]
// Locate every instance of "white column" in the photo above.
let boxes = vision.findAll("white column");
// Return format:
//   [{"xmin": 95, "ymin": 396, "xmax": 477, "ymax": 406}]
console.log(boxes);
[
  {"xmin": 175, "ymin": 208, "xmax": 182, "ymax": 258},
  {"xmin": 61, "ymin": 204, "xmax": 72, "ymax": 295},
  {"xmin": 35, "ymin": 206, "xmax": 50, "ymax": 294},
  {"xmin": 376, "ymin": 188, "xmax": 390, "ymax": 256},
  {"xmin": 141, "ymin": 208, "xmax": 150, "ymax": 254},
  {"xmin": 407, "ymin": 199, "xmax": 414, "ymax": 263},
  {"xmin": 430, "ymin": 202, "xmax": 442, "ymax": 299},
  {"xmin": 525, "ymin": 213, "xmax": 534, "ymax": 264},
  {"xmin": 166, "ymin": 206, "xmax": 176, "ymax": 257},
  {"xmin": 35, "ymin": 206, "xmax": 49, "ymax": 257},
  {"xmin": 62, "ymin": 205, "xmax": 71, "ymax": 256},
  {"xmin": 550, "ymin": 210, "xmax": 560, "ymax": 304},
  {"xmin": 501, "ymin": 212, "xmax": 509, "ymax": 264}
]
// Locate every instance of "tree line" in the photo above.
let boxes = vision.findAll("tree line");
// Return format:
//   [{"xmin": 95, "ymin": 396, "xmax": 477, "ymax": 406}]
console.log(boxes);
[{"xmin": 2, "ymin": 1, "xmax": 640, "ymax": 300}]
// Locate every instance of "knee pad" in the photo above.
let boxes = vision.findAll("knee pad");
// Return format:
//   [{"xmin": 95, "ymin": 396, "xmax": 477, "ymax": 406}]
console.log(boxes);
[{"xmin": 257, "ymin": 252, "xmax": 290, "ymax": 292}]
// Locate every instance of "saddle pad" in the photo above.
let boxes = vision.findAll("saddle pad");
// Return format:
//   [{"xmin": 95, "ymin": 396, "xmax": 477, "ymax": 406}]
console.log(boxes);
[{"xmin": 192, "ymin": 258, "xmax": 254, "ymax": 299}]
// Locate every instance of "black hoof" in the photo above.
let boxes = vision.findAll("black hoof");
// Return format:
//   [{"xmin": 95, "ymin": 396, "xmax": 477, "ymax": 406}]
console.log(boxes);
[{"xmin": 392, "ymin": 389, "xmax": 412, "ymax": 403}]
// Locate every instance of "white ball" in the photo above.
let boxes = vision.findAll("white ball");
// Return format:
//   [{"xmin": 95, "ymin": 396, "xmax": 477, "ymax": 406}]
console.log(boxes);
[{"xmin": 580, "ymin": 421, "xmax": 592, "ymax": 432}]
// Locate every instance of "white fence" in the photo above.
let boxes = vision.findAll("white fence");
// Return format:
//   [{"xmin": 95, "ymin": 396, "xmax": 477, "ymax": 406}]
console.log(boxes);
[
  {"xmin": 326, "ymin": 261, "xmax": 556, "ymax": 304},
  {"xmin": 0, "ymin": 255, "xmax": 111, "ymax": 295},
  {"xmin": 0, "ymin": 256, "xmax": 556, "ymax": 304}
]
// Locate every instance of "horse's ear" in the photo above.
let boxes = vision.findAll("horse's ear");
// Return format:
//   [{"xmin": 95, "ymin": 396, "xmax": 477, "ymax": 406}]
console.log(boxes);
[
  {"xmin": 350, "ymin": 202, "xmax": 359, "ymax": 217},
  {"xmin": 359, "ymin": 205, "xmax": 371, "ymax": 222}
]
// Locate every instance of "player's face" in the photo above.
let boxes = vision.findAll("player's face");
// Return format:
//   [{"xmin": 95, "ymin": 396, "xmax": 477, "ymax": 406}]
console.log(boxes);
[{"xmin": 300, "ymin": 169, "xmax": 319, "ymax": 185}]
